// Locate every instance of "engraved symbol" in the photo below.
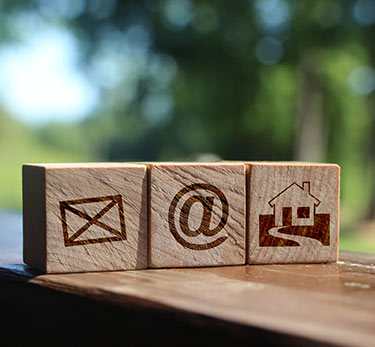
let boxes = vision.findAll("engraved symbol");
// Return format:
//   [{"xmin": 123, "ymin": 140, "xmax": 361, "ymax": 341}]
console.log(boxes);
[
  {"xmin": 60, "ymin": 194, "xmax": 126, "ymax": 247},
  {"xmin": 259, "ymin": 181, "xmax": 330, "ymax": 247},
  {"xmin": 168, "ymin": 183, "xmax": 229, "ymax": 250}
]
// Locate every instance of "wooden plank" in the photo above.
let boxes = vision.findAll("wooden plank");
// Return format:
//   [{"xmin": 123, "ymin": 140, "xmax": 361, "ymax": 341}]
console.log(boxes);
[
  {"xmin": 147, "ymin": 162, "xmax": 246, "ymax": 268},
  {"xmin": 0, "ymin": 270, "xmax": 320, "ymax": 346},
  {"xmin": 23, "ymin": 163, "xmax": 148, "ymax": 273},
  {"xmin": 339, "ymin": 250, "xmax": 375, "ymax": 265},
  {"xmin": 0, "ymin": 251, "xmax": 374, "ymax": 346},
  {"xmin": 246, "ymin": 162, "xmax": 340, "ymax": 264}
]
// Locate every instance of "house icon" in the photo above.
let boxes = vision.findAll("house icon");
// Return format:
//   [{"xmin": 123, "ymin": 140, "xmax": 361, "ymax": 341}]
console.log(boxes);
[{"xmin": 268, "ymin": 181, "xmax": 320, "ymax": 227}]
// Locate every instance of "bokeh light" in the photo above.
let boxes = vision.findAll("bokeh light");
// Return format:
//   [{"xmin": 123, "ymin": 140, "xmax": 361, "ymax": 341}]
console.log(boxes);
[{"xmin": 348, "ymin": 66, "xmax": 375, "ymax": 95}]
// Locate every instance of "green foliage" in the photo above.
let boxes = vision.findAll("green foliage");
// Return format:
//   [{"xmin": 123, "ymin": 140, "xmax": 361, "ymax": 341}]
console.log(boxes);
[
  {"xmin": 0, "ymin": 0, "xmax": 374, "ymax": 252},
  {"xmin": 0, "ymin": 110, "xmax": 88, "ymax": 209},
  {"xmin": 340, "ymin": 232, "xmax": 375, "ymax": 253}
]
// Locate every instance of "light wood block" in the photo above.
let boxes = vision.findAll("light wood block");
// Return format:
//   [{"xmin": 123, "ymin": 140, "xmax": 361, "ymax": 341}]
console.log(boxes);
[
  {"xmin": 246, "ymin": 162, "xmax": 340, "ymax": 264},
  {"xmin": 23, "ymin": 163, "xmax": 148, "ymax": 273},
  {"xmin": 147, "ymin": 162, "xmax": 246, "ymax": 268}
]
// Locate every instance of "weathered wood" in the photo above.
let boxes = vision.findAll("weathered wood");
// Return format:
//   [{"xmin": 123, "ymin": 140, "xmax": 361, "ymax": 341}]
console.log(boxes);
[
  {"xmin": 0, "ymin": 251, "xmax": 374, "ymax": 347},
  {"xmin": 23, "ymin": 163, "xmax": 148, "ymax": 273},
  {"xmin": 246, "ymin": 162, "xmax": 340, "ymax": 264},
  {"xmin": 0, "ymin": 271, "xmax": 324, "ymax": 346},
  {"xmin": 146, "ymin": 162, "xmax": 246, "ymax": 268}
]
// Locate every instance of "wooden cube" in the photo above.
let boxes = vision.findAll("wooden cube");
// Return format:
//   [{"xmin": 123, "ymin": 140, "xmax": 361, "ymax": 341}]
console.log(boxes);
[
  {"xmin": 147, "ymin": 162, "xmax": 246, "ymax": 268},
  {"xmin": 246, "ymin": 162, "xmax": 340, "ymax": 264},
  {"xmin": 23, "ymin": 163, "xmax": 148, "ymax": 273}
]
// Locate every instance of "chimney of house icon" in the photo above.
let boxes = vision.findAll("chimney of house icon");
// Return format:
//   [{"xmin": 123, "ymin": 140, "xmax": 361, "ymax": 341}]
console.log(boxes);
[{"xmin": 302, "ymin": 181, "xmax": 310, "ymax": 193}]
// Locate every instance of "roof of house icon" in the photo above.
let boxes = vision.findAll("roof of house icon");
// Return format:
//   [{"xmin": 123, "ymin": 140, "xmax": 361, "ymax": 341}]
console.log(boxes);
[{"xmin": 268, "ymin": 181, "xmax": 320, "ymax": 208}]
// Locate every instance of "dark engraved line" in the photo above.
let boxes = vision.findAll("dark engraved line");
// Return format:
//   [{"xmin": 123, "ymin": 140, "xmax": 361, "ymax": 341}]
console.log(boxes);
[
  {"xmin": 168, "ymin": 183, "xmax": 229, "ymax": 250},
  {"xmin": 59, "ymin": 194, "xmax": 126, "ymax": 247},
  {"xmin": 60, "ymin": 202, "xmax": 70, "ymax": 247},
  {"xmin": 115, "ymin": 194, "xmax": 126, "ymax": 240},
  {"xmin": 268, "ymin": 181, "xmax": 321, "ymax": 207},
  {"xmin": 61, "ymin": 200, "xmax": 121, "ymax": 239},
  {"xmin": 63, "ymin": 195, "xmax": 120, "ymax": 205},
  {"xmin": 65, "ymin": 236, "xmax": 124, "ymax": 247},
  {"xmin": 170, "ymin": 234, "xmax": 228, "ymax": 251},
  {"xmin": 67, "ymin": 200, "xmax": 120, "ymax": 241},
  {"xmin": 179, "ymin": 195, "xmax": 214, "ymax": 237}
]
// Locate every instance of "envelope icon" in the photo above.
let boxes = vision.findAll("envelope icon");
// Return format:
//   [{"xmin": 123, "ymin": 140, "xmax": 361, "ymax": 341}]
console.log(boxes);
[{"xmin": 59, "ymin": 194, "xmax": 126, "ymax": 247}]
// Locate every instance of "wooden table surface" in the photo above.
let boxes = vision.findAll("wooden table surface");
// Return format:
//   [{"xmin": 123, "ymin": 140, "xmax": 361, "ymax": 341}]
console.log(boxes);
[
  {"xmin": 1, "ymin": 249, "xmax": 375, "ymax": 346},
  {"xmin": 0, "ymin": 214, "xmax": 374, "ymax": 346}
]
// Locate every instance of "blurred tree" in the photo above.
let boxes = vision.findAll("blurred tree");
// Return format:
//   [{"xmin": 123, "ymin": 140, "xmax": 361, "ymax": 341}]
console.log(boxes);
[
  {"xmin": 0, "ymin": 0, "xmax": 374, "ymax": 229},
  {"xmin": 0, "ymin": 109, "xmax": 86, "ymax": 209}
]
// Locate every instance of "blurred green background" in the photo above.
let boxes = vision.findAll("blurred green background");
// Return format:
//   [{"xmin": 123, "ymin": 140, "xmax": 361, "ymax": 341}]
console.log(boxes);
[{"xmin": 0, "ymin": 0, "xmax": 374, "ymax": 252}]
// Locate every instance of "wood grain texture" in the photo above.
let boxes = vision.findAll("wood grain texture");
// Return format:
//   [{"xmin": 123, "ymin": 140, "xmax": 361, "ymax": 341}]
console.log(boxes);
[
  {"xmin": 246, "ymin": 162, "xmax": 340, "ymax": 264},
  {"xmin": 0, "ymin": 251, "xmax": 374, "ymax": 347},
  {"xmin": 147, "ymin": 162, "xmax": 246, "ymax": 268},
  {"xmin": 23, "ymin": 163, "xmax": 148, "ymax": 273}
]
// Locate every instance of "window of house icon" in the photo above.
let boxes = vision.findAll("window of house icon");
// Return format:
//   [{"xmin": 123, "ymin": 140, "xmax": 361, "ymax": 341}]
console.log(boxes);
[{"xmin": 297, "ymin": 207, "xmax": 310, "ymax": 218}]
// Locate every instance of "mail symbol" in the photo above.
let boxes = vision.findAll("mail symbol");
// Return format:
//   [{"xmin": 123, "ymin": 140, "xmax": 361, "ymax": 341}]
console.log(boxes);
[{"xmin": 59, "ymin": 194, "xmax": 126, "ymax": 247}]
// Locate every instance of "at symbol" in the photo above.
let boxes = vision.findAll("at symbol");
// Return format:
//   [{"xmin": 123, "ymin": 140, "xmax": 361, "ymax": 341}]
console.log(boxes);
[{"xmin": 168, "ymin": 183, "xmax": 229, "ymax": 250}]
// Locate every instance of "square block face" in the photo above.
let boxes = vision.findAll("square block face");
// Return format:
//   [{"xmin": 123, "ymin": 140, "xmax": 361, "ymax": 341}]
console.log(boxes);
[
  {"xmin": 24, "ymin": 164, "xmax": 148, "ymax": 273},
  {"xmin": 247, "ymin": 163, "xmax": 340, "ymax": 264},
  {"xmin": 149, "ymin": 163, "xmax": 246, "ymax": 268}
]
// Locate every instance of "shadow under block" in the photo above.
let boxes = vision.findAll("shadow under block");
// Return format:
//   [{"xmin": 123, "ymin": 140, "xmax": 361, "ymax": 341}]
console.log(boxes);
[
  {"xmin": 147, "ymin": 162, "xmax": 246, "ymax": 268},
  {"xmin": 246, "ymin": 162, "xmax": 340, "ymax": 264},
  {"xmin": 23, "ymin": 163, "xmax": 148, "ymax": 273}
]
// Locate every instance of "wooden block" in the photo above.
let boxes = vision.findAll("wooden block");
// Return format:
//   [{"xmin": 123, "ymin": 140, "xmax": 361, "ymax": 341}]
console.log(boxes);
[
  {"xmin": 23, "ymin": 163, "xmax": 148, "ymax": 273},
  {"xmin": 147, "ymin": 162, "xmax": 246, "ymax": 268},
  {"xmin": 246, "ymin": 162, "xmax": 340, "ymax": 264}
]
